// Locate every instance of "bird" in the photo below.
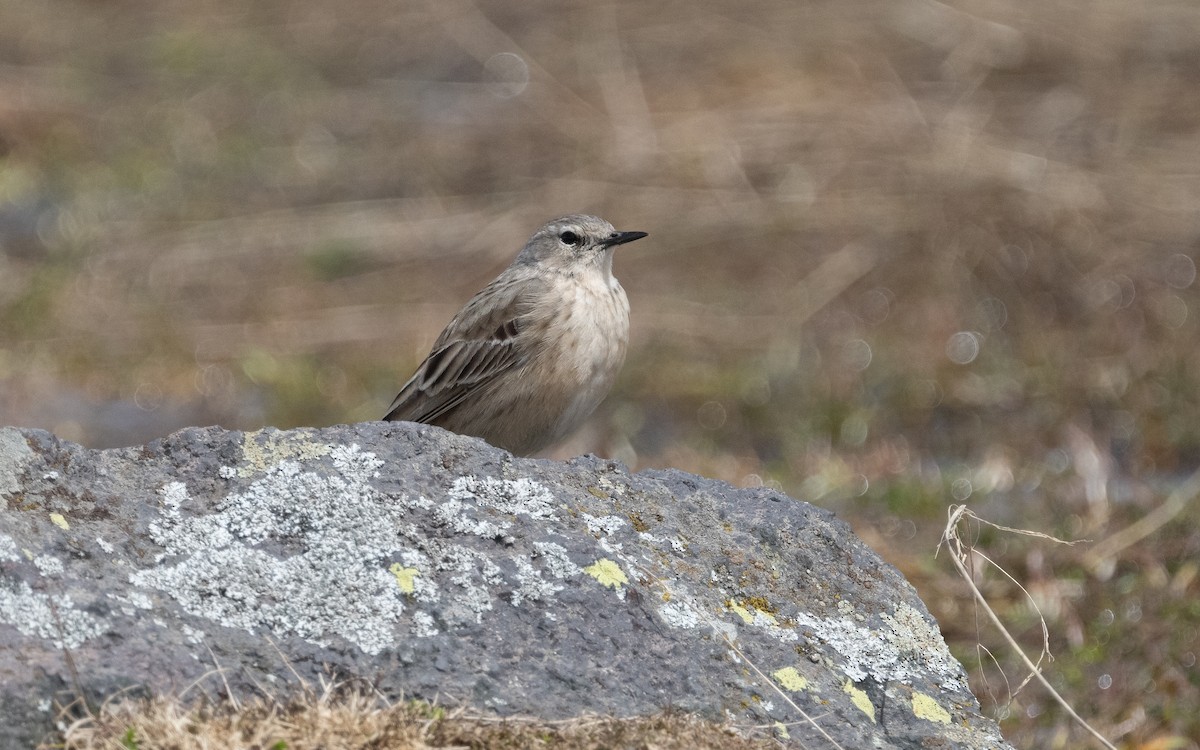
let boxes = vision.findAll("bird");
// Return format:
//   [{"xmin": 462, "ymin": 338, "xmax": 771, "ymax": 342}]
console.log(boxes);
[{"xmin": 383, "ymin": 214, "xmax": 647, "ymax": 456}]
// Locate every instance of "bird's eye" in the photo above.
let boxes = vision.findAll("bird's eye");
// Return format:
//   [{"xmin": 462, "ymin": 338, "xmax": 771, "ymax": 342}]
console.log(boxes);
[{"xmin": 559, "ymin": 230, "xmax": 580, "ymax": 246}]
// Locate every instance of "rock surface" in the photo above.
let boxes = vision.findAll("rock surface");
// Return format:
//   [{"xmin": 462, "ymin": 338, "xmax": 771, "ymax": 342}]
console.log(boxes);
[{"xmin": 0, "ymin": 423, "xmax": 1012, "ymax": 749}]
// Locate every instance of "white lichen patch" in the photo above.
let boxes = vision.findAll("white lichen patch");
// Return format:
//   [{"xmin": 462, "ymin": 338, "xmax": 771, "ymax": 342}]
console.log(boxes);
[
  {"xmin": 432, "ymin": 496, "xmax": 509, "ymax": 539},
  {"xmin": 642, "ymin": 581, "xmax": 739, "ymax": 639},
  {"xmin": 33, "ymin": 555, "xmax": 64, "ymax": 577},
  {"xmin": 421, "ymin": 540, "xmax": 503, "ymax": 624},
  {"xmin": 794, "ymin": 603, "xmax": 964, "ymax": 689},
  {"xmin": 130, "ymin": 445, "xmax": 424, "ymax": 654},
  {"xmin": 0, "ymin": 534, "xmax": 18, "ymax": 562},
  {"xmin": 509, "ymin": 542, "xmax": 578, "ymax": 607},
  {"xmin": 511, "ymin": 557, "xmax": 564, "ymax": 606},
  {"xmin": 411, "ymin": 610, "xmax": 438, "ymax": 637},
  {"xmin": 129, "ymin": 591, "xmax": 153, "ymax": 608},
  {"xmin": 880, "ymin": 602, "xmax": 966, "ymax": 691},
  {"xmin": 532, "ymin": 542, "xmax": 577, "ymax": 579},
  {"xmin": 0, "ymin": 581, "xmax": 107, "ymax": 649},
  {"xmin": 793, "ymin": 612, "xmax": 895, "ymax": 683},
  {"xmin": 582, "ymin": 513, "xmax": 626, "ymax": 536},
  {"xmin": 435, "ymin": 477, "xmax": 559, "ymax": 540},
  {"xmin": 451, "ymin": 476, "xmax": 557, "ymax": 519},
  {"xmin": 140, "ymin": 463, "xmax": 581, "ymax": 640},
  {"xmin": 657, "ymin": 599, "xmax": 700, "ymax": 628}
]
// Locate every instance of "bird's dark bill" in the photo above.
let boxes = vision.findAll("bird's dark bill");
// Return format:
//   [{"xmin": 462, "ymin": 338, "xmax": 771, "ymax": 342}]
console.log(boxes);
[{"xmin": 605, "ymin": 231, "xmax": 648, "ymax": 247}]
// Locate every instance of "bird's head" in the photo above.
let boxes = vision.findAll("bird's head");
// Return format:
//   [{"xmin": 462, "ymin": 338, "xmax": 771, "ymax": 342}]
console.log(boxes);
[{"xmin": 517, "ymin": 214, "xmax": 647, "ymax": 275}]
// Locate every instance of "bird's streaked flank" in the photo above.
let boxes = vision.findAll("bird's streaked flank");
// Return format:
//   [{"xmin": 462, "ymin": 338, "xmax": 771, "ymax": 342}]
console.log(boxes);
[{"xmin": 384, "ymin": 214, "xmax": 647, "ymax": 456}]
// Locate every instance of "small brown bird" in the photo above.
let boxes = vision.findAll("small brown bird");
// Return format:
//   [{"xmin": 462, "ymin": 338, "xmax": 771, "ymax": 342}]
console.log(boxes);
[{"xmin": 384, "ymin": 215, "xmax": 647, "ymax": 456}]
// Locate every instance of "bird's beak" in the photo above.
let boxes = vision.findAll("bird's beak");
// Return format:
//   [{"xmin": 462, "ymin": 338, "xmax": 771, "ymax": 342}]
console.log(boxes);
[{"xmin": 603, "ymin": 231, "xmax": 648, "ymax": 247}]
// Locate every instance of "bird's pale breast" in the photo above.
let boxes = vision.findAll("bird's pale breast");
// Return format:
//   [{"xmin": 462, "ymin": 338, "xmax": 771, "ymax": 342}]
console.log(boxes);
[{"xmin": 530, "ymin": 269, "xmax": 630, "ymax": 443}]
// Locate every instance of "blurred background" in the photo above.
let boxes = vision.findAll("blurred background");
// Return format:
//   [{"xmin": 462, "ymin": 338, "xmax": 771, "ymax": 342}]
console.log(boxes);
[{"xmin": 2, "ymin": 0, "xmax": 1199, "ymax": 745}]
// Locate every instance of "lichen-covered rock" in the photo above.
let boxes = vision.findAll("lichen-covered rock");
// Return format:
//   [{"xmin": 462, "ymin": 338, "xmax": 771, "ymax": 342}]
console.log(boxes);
[{"xmin": 0, "ymin": 423, "xmax": 1012, "ymax": 749}]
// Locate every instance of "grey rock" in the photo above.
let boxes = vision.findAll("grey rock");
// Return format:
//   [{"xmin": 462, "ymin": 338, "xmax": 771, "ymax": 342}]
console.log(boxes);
[{"xmin": 0, "ymin": 423, "xmax": 1013, "ymax": 749}]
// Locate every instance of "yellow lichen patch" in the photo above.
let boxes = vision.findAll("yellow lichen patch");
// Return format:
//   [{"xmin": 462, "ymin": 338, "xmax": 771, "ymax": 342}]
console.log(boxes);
[
  {"xmin": 911, "ymin": 692, "xmax": 951, "ymax": 724},
  {"xmin": 389, "ymin": 564, "xmax": 420, "ymax": 594},
  {"xmin": 743, "ymin": 596, "xmax": 775, "ymax": 614},
  {"xmin": 844, "ymin": 682, "xmax": 875, "ymax": 723},
  {"xmin": 586, "ymin": 486, "xmax": 609, "ymax": 499},
  {"xmin": 773, "ymin": 722, "xmax": 790, "ymax": 739},
  {"xmin": 584, "ymin": 558, "xmax": 628, "ymax": 589},
  {"xmin": 727, "ymin": 598, "xmax": 779, "ymax": 626},
  {"xmin": 49, "ymin": 512, "xmax": 69, "ymax": 530},
  {"xmin": 726, "ymin": 600, "xmax": 754, "ymax": 624},
  {"xmin": 772, "ymin": 666, "xmax": 808, "ymax": 692},
  {"xmin": 237, "ymin": 430, "xmax": 331, "ymax": 476}
]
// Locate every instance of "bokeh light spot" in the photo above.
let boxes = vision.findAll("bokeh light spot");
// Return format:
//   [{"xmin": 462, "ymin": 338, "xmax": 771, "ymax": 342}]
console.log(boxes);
[
  {"xmin": 945, "ymin": 331, "xmax": 981, "ymax": 364},
  {"xmin": 1165, "ymin": 253, "xmax": 1196, "ymax": 289},
  {"xmin": 484, "ymin": 52, "xmax": 529, "ymax": 98},
  {"xmin": 843, "ymin": 339, "xmax": 872, "ymax": 371},
  {"xmin": 840, "ymin": 413, "xmax": 869, "ymax": 447}
]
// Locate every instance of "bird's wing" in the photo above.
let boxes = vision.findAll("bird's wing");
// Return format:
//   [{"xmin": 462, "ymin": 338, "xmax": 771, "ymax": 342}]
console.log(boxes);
[{"xmin": 384, "ymin": 274, "xmax": 536, "ymax": 424}]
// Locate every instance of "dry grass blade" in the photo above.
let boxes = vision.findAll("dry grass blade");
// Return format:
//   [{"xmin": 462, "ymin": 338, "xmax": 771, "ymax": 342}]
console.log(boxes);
[
  {"xmin": 786, "ymin": 241, "xmax": 879, "ymax": 327},
  {"xmin": 1082, "ymin": 464, "xmax": 1200, "ymax": 574},
  {"xmin": 939, "ymin": 505, "xmax": 1117, "ymax": 750}
]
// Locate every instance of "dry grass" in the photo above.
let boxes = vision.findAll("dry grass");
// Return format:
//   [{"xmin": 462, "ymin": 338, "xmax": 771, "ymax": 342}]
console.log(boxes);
[{"xmin": 56, "ymin": 687, "xmax": 777, "ymax": 750}]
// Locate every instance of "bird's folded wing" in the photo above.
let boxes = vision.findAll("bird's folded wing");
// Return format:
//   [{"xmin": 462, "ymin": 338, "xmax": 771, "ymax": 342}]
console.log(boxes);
[{"xmin": 384, "ymin": 275, "xmax": 533, "ymax": 424}]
